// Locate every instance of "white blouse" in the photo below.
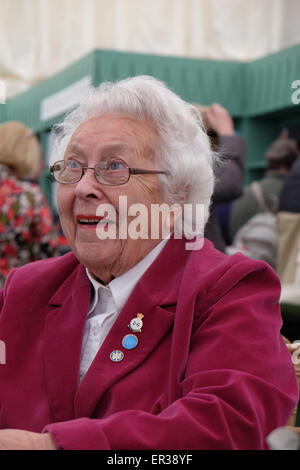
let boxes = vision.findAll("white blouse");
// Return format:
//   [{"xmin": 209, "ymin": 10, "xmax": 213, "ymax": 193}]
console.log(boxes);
[{"xmin": 79, "ymin": 239, "xmax": 168, "ymax": 383}]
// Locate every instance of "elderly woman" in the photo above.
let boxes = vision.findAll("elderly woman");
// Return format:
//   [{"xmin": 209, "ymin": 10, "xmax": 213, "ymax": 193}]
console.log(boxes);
[
  {"xmin": 0, "ymin": 121, "xmax": 61, "ymax": 288},
  {"xmin": 0, "ymin": 76, "xmax": 297, "ymax": 450}
]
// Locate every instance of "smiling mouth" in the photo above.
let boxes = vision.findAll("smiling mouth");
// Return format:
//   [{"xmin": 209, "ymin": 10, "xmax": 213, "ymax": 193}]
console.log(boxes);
[{"xmin": 76, "ymin": 215, "xmax": 104, "ymax": 226}]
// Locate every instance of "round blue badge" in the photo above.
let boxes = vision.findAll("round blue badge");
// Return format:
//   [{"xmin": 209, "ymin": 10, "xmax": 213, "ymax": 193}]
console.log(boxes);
[{"xmin": 122, "ymin": 334, "xmax": 138, "ymax": 350}]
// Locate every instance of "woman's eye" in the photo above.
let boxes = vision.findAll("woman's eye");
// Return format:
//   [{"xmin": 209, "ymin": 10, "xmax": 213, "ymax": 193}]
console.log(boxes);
[
  {"xmin": 66, "ymin": 160, "xmax": 81, "ymax": 169},
  {"xmin": 109, "ymin": 160, "xmax": 126, "ymax": 170}
]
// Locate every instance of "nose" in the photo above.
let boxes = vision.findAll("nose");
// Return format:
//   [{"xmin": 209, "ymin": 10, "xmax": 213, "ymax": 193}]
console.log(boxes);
[{"xmin": 74, "ymin": 167, "xmax": 104, "ymax": 200}]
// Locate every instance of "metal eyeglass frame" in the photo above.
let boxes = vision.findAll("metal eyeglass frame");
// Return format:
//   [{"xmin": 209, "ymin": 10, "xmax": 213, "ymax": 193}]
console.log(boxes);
[{"xmin": 50, "ymin": 159, "xmax": 170, "ymax": 186}]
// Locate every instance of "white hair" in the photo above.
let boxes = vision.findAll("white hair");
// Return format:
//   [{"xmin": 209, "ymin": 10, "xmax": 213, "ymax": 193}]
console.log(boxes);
[{"xmin": 51, "ymin": 75, "xmax": 216, "ymax": 237}]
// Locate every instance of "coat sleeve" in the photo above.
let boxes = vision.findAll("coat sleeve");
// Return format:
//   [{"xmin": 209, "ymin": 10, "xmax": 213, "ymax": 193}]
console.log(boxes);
[
  {"xmin": 213, "ymin": 135, "xmax": 246, "ymax": 204},
  {"xmin": 279, "ymin": 157, "xmax": 300, "ymax": 212},
  {"xmin": 0, "ymin": 290, "xmax": 3, "ymax": 312},
  {"xmin": 43, "ymin": 261, "xmax": 298, "ymax": 450}
]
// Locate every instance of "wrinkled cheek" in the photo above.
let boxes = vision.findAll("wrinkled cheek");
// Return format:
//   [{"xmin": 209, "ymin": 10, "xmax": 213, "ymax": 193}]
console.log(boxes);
[
  {"xmin": 57, "ymin": 188, "xmax": 75, "ymax": 241},
  {"xmin": 60, "ymin": 215, "xmax": 74, "ymax": 241},
  {"xmin": 56, "ymin": 186, "xmax": 66, "ymax": 217}
]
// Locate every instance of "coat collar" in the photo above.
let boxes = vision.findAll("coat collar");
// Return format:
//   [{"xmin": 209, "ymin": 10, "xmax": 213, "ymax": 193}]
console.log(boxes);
[
  {"xmin": 43, "ymin": 237, "xmax": 193, "ymax": 421},
  {"xmin": 48, "ymin": 236, "xmax": 191, "ymax": 308}
]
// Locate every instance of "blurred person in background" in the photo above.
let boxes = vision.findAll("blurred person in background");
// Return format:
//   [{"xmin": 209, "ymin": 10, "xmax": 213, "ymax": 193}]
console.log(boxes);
[
  {"xmin": 229, "ymin": 136, "xmax": 299, "ymax": 242},
  {"xmin": 277, "ymin": 153, "xmax": 300, "ymax": 287},
  {"xmin": 195, "ymin": 103, "xmax": 246, "ymax": 252},
  {"xmin": 279, "ymin": 152, "xmax": 300, "ymax": 214},
  {"xmin": 0, "ymin": 121, "xmax": 62, "ymax": 287}
]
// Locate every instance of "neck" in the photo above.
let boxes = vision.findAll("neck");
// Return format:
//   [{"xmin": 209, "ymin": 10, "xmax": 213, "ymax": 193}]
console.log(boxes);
[
  {"xmin": 91, "ymin": 273, "xmax": 115, "ymax": 285},
  {"xmin": 88, "ymin": 238, "xmax": 163, "ymax": 284}
]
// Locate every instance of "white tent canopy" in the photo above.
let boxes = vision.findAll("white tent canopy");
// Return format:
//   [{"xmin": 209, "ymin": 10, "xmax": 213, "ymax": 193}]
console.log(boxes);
[{"xmin": 0, "ymin": 0, "xmax": 300, "ymax": 99}]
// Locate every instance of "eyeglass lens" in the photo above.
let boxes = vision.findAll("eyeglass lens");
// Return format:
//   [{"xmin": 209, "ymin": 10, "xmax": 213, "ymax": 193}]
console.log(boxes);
[{"xmin": 52, "ymin": 160, "xmax": 130, "ymax": 185}]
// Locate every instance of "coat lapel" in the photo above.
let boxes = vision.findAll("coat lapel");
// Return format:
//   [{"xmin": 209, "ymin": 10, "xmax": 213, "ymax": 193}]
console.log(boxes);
[
  {"xmin": 43, "ymin": 238, "xmax": 191, "ymax": 421},
  {"xmin": 43, "ymin": 263, "xmax": 91, "ymax": 422},
  {"xmin": 74, "ymin": 237, "xmax": 190, "ymax": 418},
  {"xmin": 74, "ymin": 290, "xmax": 174, "ymax": 417}
]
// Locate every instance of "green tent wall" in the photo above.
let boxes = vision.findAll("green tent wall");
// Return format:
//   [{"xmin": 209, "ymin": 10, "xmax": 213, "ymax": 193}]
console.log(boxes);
[{"xmin": 0, "ymin": 45, "xmax": 300, "ymax": 204}]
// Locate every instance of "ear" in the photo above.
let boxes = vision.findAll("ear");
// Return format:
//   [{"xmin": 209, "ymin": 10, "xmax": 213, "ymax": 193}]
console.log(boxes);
[{"xmin": 165, "ymin": 186, "xmax": 190, "ymax": 234}]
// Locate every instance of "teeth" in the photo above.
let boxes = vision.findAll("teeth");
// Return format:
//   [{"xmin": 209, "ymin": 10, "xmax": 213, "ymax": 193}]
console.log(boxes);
[{"xmin": 78, "ymin": 219, "xmax": 100, "ymax": 224}]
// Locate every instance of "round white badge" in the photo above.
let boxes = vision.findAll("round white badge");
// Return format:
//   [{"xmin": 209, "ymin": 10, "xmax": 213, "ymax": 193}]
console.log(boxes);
[{"xmin": 129, "ymin": 313, "xmax": 144, "ymax": 333}]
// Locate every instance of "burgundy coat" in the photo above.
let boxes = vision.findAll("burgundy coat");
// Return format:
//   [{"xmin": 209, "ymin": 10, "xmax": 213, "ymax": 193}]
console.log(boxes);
[{"xmin": 0, "ymin": 237, "xmax": 297, "ymax": 449}]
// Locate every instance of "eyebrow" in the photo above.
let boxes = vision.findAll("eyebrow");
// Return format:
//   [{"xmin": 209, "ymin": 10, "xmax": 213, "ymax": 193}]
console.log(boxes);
[
  {"xmin": 102, "ymin": 144, "xmax": 129, "ymax": 159},
  {"xmin": 66, "ymin": 143, "xmax": 130, "ymax": 159},
  {"xmin": 65, "ymin": 144, "xmax": 84, "ymax": 157}
]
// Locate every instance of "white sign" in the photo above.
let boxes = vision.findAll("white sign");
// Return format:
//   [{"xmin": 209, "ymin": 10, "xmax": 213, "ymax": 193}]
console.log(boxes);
[
  {"xmin": 0, "ymin": 80, "xmax": 6, "ymax": 104},
  {"xmin": 40, "ymin": 75, "xmax": 92, "ymax": 121}
]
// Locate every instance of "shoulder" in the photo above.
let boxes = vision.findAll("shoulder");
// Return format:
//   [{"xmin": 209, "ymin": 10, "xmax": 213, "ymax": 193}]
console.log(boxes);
[
  {"xmin": 183, "ymin": 238, "xmax": 280, "ymax": 306},
  {"xmin": 19, "ymin": 180, "xmax": 47, "ymax": 202},
  {"xmin": 2, "ymin": 252, "xmax": 81, "ymax": 297},
  {"xmin": 0, "ymin": 174, "xmax": 38, "ymax": 193},
  {"xmin": 218, "ymin": 135, "xmax": 246, "ymax": 158},
  {"xmin": 233, "ymin": 185, "xmax": 256, "ymax": 208},
  {"xmin": 0, "ymin": 176, "xmax": 46, "ymax": 206}
]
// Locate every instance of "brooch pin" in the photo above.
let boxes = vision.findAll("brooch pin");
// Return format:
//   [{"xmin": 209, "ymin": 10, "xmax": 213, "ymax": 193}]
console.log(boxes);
[
  {"xmin": 110, "ymin": 350, "xmax": 124, "ymax": 362},
  {"xmin": 128, "ymin": 313, "xmax": 144, "ymax": 333},
  {"xmin": 122, "ymin": 333, "xmax": 138, "ymax": 350},
  {"xmin": 110, "ymin": 313, "xmax": 144, "ymax": 361}
]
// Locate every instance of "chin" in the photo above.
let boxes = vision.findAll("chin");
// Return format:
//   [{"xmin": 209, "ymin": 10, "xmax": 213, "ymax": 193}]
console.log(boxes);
[{"xmin": 74, "ymin": 239, "xmax": 121, "ymax": 271}]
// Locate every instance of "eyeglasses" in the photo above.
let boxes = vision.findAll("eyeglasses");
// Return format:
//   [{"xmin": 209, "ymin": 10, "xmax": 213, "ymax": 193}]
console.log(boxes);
[{"xmin": 50, "ymin": 159, "xmax": 169, "ymax": 186}]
